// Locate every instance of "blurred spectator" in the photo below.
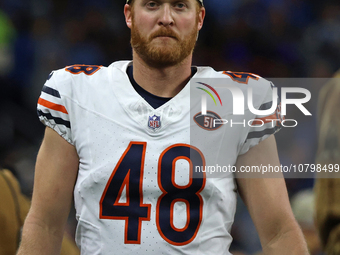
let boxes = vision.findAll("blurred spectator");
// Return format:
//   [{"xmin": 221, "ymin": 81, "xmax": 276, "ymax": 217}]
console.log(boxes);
[
  {"xmin": 0, "ymin": 9, "xmax": 16, "ymax": 160},
  {"xmin": 302, "ymin": 3, "xmax": 340, "ymax": 76},
  {"xmin": 0, "ymin": 168, "xmax": 80, "ymax": 255},
  {"xmin": 0, "ymin": 9, "xmax": 16, "ymax": 78},
  {"xmin": 314, "ymin": 70, "xmax": 340, "ymax": 255},
  {"xmin": 291, "ymin": 189, "xmax": 322, "ymax": 255}
]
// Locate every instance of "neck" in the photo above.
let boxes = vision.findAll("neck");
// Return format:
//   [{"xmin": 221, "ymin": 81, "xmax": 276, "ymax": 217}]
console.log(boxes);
[{"xmin": 132, "ymin": 50, "xmax": 193, "ymax": 98}]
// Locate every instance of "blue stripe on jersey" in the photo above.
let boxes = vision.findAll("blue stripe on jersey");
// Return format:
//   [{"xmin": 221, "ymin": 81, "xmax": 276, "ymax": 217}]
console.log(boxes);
[
  {"xmin": 246, "ymin": 126, "xmax": 279, "ymax": 140},
  {"xmin": 42, "ymin": 85, "xmax": 61, "ymax": 98},
  {"xmin": 37, "ymin": 110, "xmax": 71, "ymax": 128},
  {"xmin": 259, "ymin": 101, "xmax": 273, "ymax": 110},
  {"xmin": 47, "ymin": 72, "xmax": 54, "ymax": 80}
]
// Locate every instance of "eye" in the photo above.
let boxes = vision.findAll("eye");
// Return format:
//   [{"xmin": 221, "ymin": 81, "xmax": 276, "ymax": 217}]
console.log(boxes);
[
  {"xmin": 146, "ymin": 1, "xmax": 159, "ymax": 9},
  {"xmin": 174, "ymin": 2, "xmax": 187, "ymax": 9}
]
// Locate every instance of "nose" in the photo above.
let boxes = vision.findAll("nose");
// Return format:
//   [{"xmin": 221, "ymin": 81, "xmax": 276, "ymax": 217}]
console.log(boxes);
[{"xmin": 158, "ymin": 5, "xmax": 174, "ymax": 27}]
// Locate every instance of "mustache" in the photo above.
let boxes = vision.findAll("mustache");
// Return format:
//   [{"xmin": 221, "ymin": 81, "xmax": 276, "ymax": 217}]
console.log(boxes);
[{"xmin": 149, "ymin": 28, "xmax": 179, "ymax": 40}]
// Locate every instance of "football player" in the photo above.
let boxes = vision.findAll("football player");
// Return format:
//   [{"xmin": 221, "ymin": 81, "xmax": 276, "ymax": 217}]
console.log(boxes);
[{"xmin": 17, "ymin": 0, "xmax": 309, "ymax": 254}]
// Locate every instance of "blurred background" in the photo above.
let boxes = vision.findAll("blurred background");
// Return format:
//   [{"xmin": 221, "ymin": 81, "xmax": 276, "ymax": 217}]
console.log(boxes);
[{"xmin": 0, "ymin": 0, "xmax": 339, "ymax": 254}]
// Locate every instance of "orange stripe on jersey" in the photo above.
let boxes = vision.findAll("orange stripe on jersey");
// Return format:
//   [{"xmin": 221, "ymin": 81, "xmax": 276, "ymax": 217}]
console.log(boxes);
[
  {"xmin": 38, "ymin": 98, "xmax": 68, "ymax": 114},
  {"xmin": 251, "ymin": 113, "xmax": 278, "ymax": 125}
]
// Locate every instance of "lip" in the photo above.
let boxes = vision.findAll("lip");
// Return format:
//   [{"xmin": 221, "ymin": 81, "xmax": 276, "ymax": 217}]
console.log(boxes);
[{"xmin": 154, "ymin": 35, "xmax": 177, "ymax": 40}]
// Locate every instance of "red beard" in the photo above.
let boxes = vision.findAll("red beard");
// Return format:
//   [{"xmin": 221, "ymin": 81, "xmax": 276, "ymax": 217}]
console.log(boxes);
[{"xmin": 131, "ymin": 19, "xmax": 198, "ymax": 68}]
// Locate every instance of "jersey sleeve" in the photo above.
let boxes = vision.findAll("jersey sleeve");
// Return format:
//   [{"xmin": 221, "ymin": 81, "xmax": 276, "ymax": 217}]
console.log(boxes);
[
  {"xmin": 37, "ymin": 71, "xmax": 73, "ymax": 145},
  {"xmin": 238, "ymin": 81, "xmax": 283, "ymax": 155}
]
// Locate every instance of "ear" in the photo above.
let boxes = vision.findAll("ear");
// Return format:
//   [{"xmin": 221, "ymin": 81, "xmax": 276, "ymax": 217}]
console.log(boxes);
[
  {"xmin": 197, "ymin": 7, "xmax": 205, "ymax": 31},
  {"xmin": 124, "ymin": 4, "xmax": 132, "ymax": 29}
]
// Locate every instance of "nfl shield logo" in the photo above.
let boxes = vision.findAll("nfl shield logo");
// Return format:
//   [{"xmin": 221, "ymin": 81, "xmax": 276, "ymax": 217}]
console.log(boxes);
[{"xmin": 148, "ymin": 115, "xmax": 161, "ymax": 130}]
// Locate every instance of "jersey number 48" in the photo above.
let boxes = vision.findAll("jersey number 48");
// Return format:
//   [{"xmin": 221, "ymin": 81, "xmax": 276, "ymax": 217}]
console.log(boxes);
[{"xmin": 99, "ymin": 142, "xmax": 206, "ymax": 246}]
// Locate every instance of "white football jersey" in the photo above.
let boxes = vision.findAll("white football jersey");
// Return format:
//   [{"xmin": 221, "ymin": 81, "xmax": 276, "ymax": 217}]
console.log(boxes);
[{"xmin": 37, "ymin": 61, "xmax": 281, "ymax": 255}]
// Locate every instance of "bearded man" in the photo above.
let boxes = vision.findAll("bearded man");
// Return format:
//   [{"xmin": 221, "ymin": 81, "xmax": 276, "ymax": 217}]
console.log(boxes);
[{"xmin": 17, "ymin": 1, "xmax": 309, "ymax": 254}]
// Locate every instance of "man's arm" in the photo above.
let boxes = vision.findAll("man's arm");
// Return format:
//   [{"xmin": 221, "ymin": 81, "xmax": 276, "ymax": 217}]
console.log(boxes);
[
  {"xmin": 235, "ymin": 135, "xmax": 309, "ymax": 255},
  {"xmin": 17, "ymin": 127, "xmax": 79, "ymax": 255}
]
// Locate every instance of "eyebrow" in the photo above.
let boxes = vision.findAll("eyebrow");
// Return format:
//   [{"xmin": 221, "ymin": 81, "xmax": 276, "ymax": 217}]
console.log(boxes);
[{"xmin": 141, "ymin": 0, "xmax": 191, "ymax": 4}]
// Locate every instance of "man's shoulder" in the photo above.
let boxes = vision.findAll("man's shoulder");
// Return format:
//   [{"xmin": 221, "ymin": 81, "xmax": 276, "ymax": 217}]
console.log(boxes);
[
  {"xmin": 44, "ymin": 61, "xmax": 131, "ymax": 95},
  {"xmin": 49, "ymin": 60, "xmax": 130, "ymax": 82},
  {"xmin": 195, "ymin": 66, "xmax": 273, "ymax": 90}
]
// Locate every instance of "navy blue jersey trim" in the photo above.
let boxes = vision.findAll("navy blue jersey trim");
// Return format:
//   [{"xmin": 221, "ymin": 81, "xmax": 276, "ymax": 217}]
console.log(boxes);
[
  {"xmin": 246, "ymin": 126, "xmax": 279, "ymax": 140},
  {"xmin": 126, "ymin": 65, "xmax": 197, "ymax": 109},
  {"xmin": 37, "ymin": 110, "xmax": 71, "ymax": 128},
  {"xmin": 127, "ymin": 65, "xmax": 171, "ymax": 109},
  {"xmin": 42, "ymin": 85, "xmax": 61, "ymax": 98},
  {"xmin": 47, "ymin": 72, "xmax": 54, "ymax": 80}
]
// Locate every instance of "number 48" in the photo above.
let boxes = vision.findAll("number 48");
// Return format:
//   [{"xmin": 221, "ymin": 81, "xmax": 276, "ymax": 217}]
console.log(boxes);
[{"xmin": 99, "ymin": 142, "xmax": 206, "ymax": 246}]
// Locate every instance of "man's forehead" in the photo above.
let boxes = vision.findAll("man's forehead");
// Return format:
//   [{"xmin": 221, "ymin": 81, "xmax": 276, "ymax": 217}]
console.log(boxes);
[{"xmin": 126, "ymin": 0, "xmax": 204, "ymax": 6}]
